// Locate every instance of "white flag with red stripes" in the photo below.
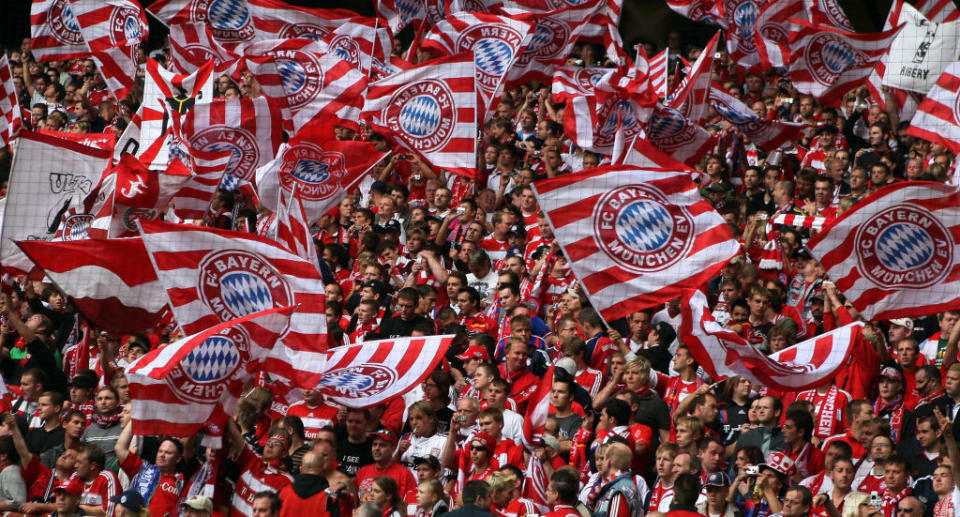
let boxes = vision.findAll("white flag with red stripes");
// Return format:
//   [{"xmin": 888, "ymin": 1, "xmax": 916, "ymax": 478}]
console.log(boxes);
[
  {"xmin": 30, "ymin": 0, "xmax": 89, "ymax": 62},
  {"xmin": 669, "ymin": 31, "xmax": 720, "ymax": 125},
  {"xmin": 319, "ymin": 16, "xmax": 381, "ymax": 75},
  {"xmin": 913, "ymin": 0, "xmax": 960, "ymax": 23},
  {"xmin": 865, "ymin": 1, "xmax": 922, "ymax": 122},
  {"xmin": 551, "ymin": 66, "xmax": 612, "ymax": 151},
  {"xmin": 70, "ymin": 0, "xmax": 149, "ymax": 101},
  {"xmin": 665, "ymin": 0, "xmax": 723, "ymax": 23},
  {"xmin": 181, "ymin": 97, "xmax": 282, "ymax": 182},
  {"xmin": 0, "ymin": 56, "xmax": 21, "ymax": 148},
  {"xmin": 646, "ymin": 105, "xmax": 718, "ymax": 166},
  {"xmin": 805, "ymin": 0, "xmax": 855, "ymax": 29},
  {"xmin": 242, "ymin": 39, "xmax": 368, "ymax": 133},
  {"xmin": 168, "ymin": 22, "xmax": 241, "ymax": 76},
  {"xmin": 648, "ymin": 48, "xmax": 670, "ymax": 98},
  {"xmin": 908, "ymin": 61, "xmax": 960, "ymax": 153},
  {"xmin": 533, "ymin": 166, "xmax": 739, "ymax": 323},
  {"xmin": 362, "ymin": 53, "xmax": 477, "ymax": 178},
  {"xmin": 166, "ymin": 108, "xmax": 233, "ymax": 221},
  {"xmin": 420, "ymin": 12, "xmax": 533, "ymax": 119},
  {"xmin": 275, "ymin": 186, "xmax": 318, "ymax": 272},
  {"xmin": 617, "ymin": 132, "xmax": 696, "ymax": 171},
  {"xmin": 17, "ymin": 237, "xmax": 168, "ymax": 334},
  {"xmin": 318, "ymin": 335, "xmax": 453, "ymax": 406},
  {"xmin": 882, "ymin": 3, "xmax": 960, "ymax": 95},
  {"xmin": 710, "ymin": 87, "xmax": 808, "ymax": 150},
  {"xmin": 129, "ymin": 305, "xmax": 295, "ymax": 446},
  {"xmin": 374, "ymin": 0, "xmax": 424, "ymax": 35},
  {"xmin": 682, "ymin": 290, "xmax": 863, "ymax": 390},
  {"xmin": 787, "ymin": 19, "xmax": 903, "ymax": 107},
  {"xmin": 808, "ymin": 182, "xmax": 960, "ymax": 321},
  {"xmin": 754, "ymin": 0, "xmax": 803, "ymax": 69},
  {"xmin": 521, "ymin": 364, "xmax": 554, "ymax": 446},
  {"xmin": 138, "ymin": 220, "xmax": 329, "ymax": 389}
]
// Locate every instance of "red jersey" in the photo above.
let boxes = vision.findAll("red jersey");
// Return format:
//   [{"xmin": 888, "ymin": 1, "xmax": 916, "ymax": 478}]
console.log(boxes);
[
  {"xmin": 286, "ymin": 401, "xmax": 339, "ymax": 441},
  {"xmin": 497, "ymin": 363, "xmax": 539, "ymax": 413},
  {"xmin": 231, "ymin": 446, "xmax": 293, "ymax": 517},
  {"xmin": 119, "ymin": 454, "xmax": 183, "ymax": 517},
  {"xmin": 575, "ymin": 367, "xmax": 604, "ymax": 397},
  {"xmin": 80, "ymin": 469, "xmax": 121, "ymax": 516},
  {"xmin": 653, "ymin": 372, "xmax": 703, "ymax": 414},
  {"xmin": 356, "ymin": 461, "xmax": 417, "ymax": 499}
]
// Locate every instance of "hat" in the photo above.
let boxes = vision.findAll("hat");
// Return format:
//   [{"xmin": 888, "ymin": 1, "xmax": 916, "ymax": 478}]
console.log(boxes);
[
  {"xmin": 413, "ymin": 455, "xmax": 441, "ymax": 471},
  {"xmin": 362, "ymin": 280, "xmax": 389, "ymax": 298},
  {"xmin": 110, "ymin": 490, "xmax": 145, "ymax": 512},
  {"xmin": 506, "ymin": 225, "xmax": 526, "ymax": 238},
  {"xmin": 371, "ymin": 429, "xmax": 398, "ymax": 445},
  {"xmin": 181, "ymin": 495, "xmax": 214, "ymax": 514},
  {"xmin": 555, "ymin": 357, "xmax": 577, "ymax": 377},
  {"xmin": 795, "ymin": 248, "xmax": 814, "ymax": 261},
  {"xmin": 266, "ymin": 433, "xmax": 290, "ymax": 451},
  {"xmin": 705, "ymin": 471, "xmax": 731, "ymax": 487},
  {"xmin": 880, "ymin": 366, "xmax": 904, "ymax": 383},
  {"xmin": 810, "ymin": 288, "xmax": 825, "ymax": 301},
  {"xmin": 55, "ymin": 477, "xmax": 83, "ymax": 496},
  {"xmin": 456, "ymin": 344, "xmax": 490, "ymax": 362},
  {"xmin": 470, "ymin": 432, "xmax": 495, "ymax": 453},
  {"xmin": 541, "ymin": 434, "xmax": 561, "ymax": 450},
  {"xmin": 68, "ymin": 375, "xmax": 96, "ymax": 390},
  {"xmin": 127, "ymin": 337, "xmax": 150, "ymax": 354},
  {"xmin": 759, "ymin": 451, "xmax": 796, "ymax": 479},
  {"xmin": 374, "ymin": 219, "xmax": 402, "ymax": 234},
  {"xmin": 889, "ymin": 318, "xmax": 914, "ymax": 332},
  {"xmin": 652, "ymin": 322, "xmax": 677, "ymax": 347}
]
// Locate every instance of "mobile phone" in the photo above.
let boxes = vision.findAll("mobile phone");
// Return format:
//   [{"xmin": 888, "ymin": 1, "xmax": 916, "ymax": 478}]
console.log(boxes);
[
  {"xmin": 870, "ymin": 492, "xmax": 880, "ymax": 507},
  {"xmin": 456, "ymin": 206, "xmax": 466, "ymax": 215},
  {"xmin": 455, "ymin": 414, "xmax": 467, "ymax": 424},
  {"xmin": 746, "ymin": 466, "xmax": 759, "ymax": 475}
]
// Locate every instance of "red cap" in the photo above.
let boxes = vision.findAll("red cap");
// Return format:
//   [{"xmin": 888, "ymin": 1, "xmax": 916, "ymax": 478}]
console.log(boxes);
[
  {"xmin": 371, "ymin": 429, "xmax": 398, "ymax": 445},
  {"xmin": 456, "ymin": 344, "xmax": 490, "ymax": 362},
  {"xmin": 266, "ymin": 433, "xmax": 290, "ymax": 452},
  {"xmin": 55, "ymin": 477, "xmax": 83, "ymax": 496},
  {"xmin": 470, "ymin": 432, "xmax": 495, "ymax": 453}
]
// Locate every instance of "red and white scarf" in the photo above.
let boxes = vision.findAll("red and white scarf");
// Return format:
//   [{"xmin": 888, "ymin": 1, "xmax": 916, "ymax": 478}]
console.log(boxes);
[
  {"xmin": 881, "ymin": 486, "xmax": 912, "ymax": 517},
  {"xmin": 798, "ymin": 386, "xmax": 843, "ymax": 440},
  {"xmin": 874, "ymin": 396, "xmax": 906, "ymax": 442}
]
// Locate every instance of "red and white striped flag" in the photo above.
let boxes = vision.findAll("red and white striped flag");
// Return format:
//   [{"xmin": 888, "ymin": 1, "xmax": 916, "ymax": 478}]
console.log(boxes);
[
  {"xmin": 166, "ymin": 108, "xmax": 233, "ymax": 221},
  {"xmin": 17, "ymin": 237, "xmax": 168, "ymax": 334},
  {"xmin": 648, "ymin": 49, "xmax": 669, "ymax": 99},
  {"xmin": 138, "ymin": 220, "xmax": 328, "ymax": 389},
  {"xmin": 591, "ymin": 73, "xmax": 651, "ymax": 160},
  {"xmin": 318, "ymin": 335, "xmax": 453, "ymax": 406},
  {"xmin": 37, "ymin": 129, "xmax": 114, "ymax": 151},
  {"xmin": 913, "ymin": 0, "xmax": 960, "ymax": 23},
  {"xmin": 103, "ymin": 153, "xmax": 189, "ymax": 238},
  {"xmin": 532, "ymin": 166, "xmax": 739, "ymax": 323},
  {"xmin": 420, "ymin": 12, "xmax": 533, "ymax": 119},
  {"xmin": 129, "ymin": 305, "xmax": 296, "ymax": 447},
  {"xmin": 646, "ymin": 105, "xmax": 718, "ymax": 166},
  {"xmin": 521, "ymin": 364, "xmax": 554, "ymax": 446},
  {"xmin": 319, "ymin": 16, "xmax": 381, "ymax": 75},
  {"xmin": 0, "ymin": 373, "xmax": 12, "ymax": 413},
  {"xmin": 182, "ymin": 97, "xmax": 282, "ymax": 182},
  {"xmin": 771, "ymin": 213, "xmax": 830, "ymax": 230},
  {"xmin": 808, "ymin": 182, "xmax": 960, "ymax": 321},
  {"xmin": 551, "ymin": 66, "xmax": 612, "ymax": 151},
  {"xmin": 0, "ymin": 56, "xmax": 21, "ymax": 148},
  {"xmin": 255, "ymin": 125, "xmax": 387, "ymax": 221},
  {"xmin": 147, "ymin": 0, "xmax": 255, "ymax": 49},
  {"xmin": 787, "ymin": 19, "xmax": 902, "ymax": 107},
  {"xmin": 374, "ymin": 0, "xmax": 425, "ymax": 35},
  {"xmin": 805, "ymin": 0, "xmax": 855, "ymax": 29},
  {"xmin": 908, "ymin": 61, "xmax": 960, "ymax": 153},
  {"xmin": 710, "ymin": 87, "xmax": 808, "ymax": 150},
  {"xmin": 249, "ymin": 2, "xmax": 373, "ymax": 42},
  {"xmin": 713, "ymin": 0, "xmax": 772, "ymax": 69},
  {"xmin": 30, "ymin": 0, "xmax": 89, "ymax": 62},
  {"xmin": 617, "ymin": 132, "xmax": 695, "ymax": 171},
  {"xmin": 665, "ymin": 0, "xmax": 723, "ymax": 23},
  {"xmin": 669, "ymin": 31, "xmax": 720, "ymax": 125},
  {"xmin": 70, "ymin": 0, "xmax": 149, "ymax": 101},
  {"xmin": 242, "ymin": 39, "xmax": 368, "ymax": 133},
  {"xmin": 682, "ymin": 290, "xmax": 863, "ymax": 390},
  {"xmin": 754, "ymin": 0, "xmax": 804, "ymax": 69},
  {"xmin": 362, "ymin": 53, "xmax": 477, "ymax": 178},
  {"xmin": 168, "ymin": 22, "xmax": 241, "ymax": 76},
  {"xmin": 275, "ymin": 186, "xmax": 318, "ymax": 270}
]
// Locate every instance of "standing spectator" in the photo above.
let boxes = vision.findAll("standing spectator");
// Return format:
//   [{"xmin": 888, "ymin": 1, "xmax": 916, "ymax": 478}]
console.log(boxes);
[{"xmin": 75, "ymin": 444, "xmax": 120, "ymax": 517}]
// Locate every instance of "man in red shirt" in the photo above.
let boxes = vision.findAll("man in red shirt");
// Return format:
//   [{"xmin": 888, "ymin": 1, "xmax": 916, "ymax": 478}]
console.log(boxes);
[
  {"xmin": 544, "ymin": 469, "xmax": 581, "ymax": 517},
  {"xmin": 497, "ymin": 338, "xmax": 539, "ymax": 413},
  {"xmin": 458, "ymin": 287, "xmax": 497, "ymax": 337},
  {"xmin": 227, "ymin": 428, "xmax": 294, "ymax": 517},
  {"xmin": 114, "ymin": 421, "xmax": 184, "ymax": 517},
  {"xmin": 286, "ymin": 389, "xmax": 339, "ymax": 442},
  {"xmin": 75, "ymin": 444, "xmax": 120, "ymax": 517},
  {"xmin": 649, "ymin": 345, "xmax": 704, "ymax": 415},
  {"xmin": 355, "ymin": 429, "xmax": 416, "ymax": 500}
]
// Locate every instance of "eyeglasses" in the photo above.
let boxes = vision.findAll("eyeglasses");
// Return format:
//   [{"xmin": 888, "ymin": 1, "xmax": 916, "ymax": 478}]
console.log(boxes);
[{"xmin": 470, "ymin": 445, "xmax": 487, "ymax": 452}]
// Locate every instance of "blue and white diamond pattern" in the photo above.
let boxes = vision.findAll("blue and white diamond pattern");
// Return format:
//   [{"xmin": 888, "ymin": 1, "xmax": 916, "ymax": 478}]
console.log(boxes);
[
  {"xmin": 734, "ymin": 2, "xmax": 758, "ymax": 40},
  {"xmin": 276, "ymin": 59, "xmax": 307, "ymax": 95},
  {"xmin": 292, "ymin": 159, "xmax": 330, "ymax": 184},
  {"xmin": 649, "ymin": 107, "xmax": 686, "ymax": 137},
  {"xmin": 318, "ymin": 371, "xmax": 375, "ymax": 391},
  {"xmin": 822, "ymin": 40, "xmax": 856, "ymax": 74},
  {"xmin": 528, "ymin": 24, "xmax": 554, "ymax": 52},
  {"xmin": 220, "ymin": 271, "xmax": 274, "ymax": 316},
  {"xmin": 207, "ymin": 0, "xmax": 250, "ymax": 30},
  {"xmin": 219, "ymin": 173, "xmax": 241, "ymax": 192},
  {"xmin": 876, "ymin": 223, "xmax": 935, "ymax": 272},
  {"xmin": 206, "ymin": 142, "xmax": 243, "ymax": 173},
  {"xmin": 61, "ymin": 3, "xmax": 80, "ymax": 32},
  {"xmin": 399, "ymin": 94, "xmax": 441, "ymax": 137},
  {"xmin": 616, "ymin": 200, "xmax": 673, "ymax": 252},
  {"xmin": 474, "ymin": 38, "xmax": 513, "ymax": 76},
  {"xmin": 124, "ymin": 15, "xmax": 142, "ymax": 42},
  {"xmin": 182, "ymin": 335, "xmax": 240, "ymax": 383}
]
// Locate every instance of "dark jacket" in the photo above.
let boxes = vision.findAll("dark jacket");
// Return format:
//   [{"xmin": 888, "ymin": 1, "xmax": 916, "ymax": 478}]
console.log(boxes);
[{"xmin": 444, "ymin": 503, "xmax": 495, "ymax": 517}]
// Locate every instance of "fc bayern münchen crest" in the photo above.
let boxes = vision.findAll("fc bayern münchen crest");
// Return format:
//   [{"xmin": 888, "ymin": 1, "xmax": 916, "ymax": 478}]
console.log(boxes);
[
  {"xmin": 805, "ymin": 33, "xmax": 862, "ymax": 86},
  {"xmin": 198, "ymin": 249, "xmax": 293, "ymax": 321},
  {"xmin": 273, "ymin": 49, "xmax": 324, "ymax": 110},
  {"xmin": 592, "ymin": 184, "xmax": 695, "ymax": 273},
  {"xmin": 61, "ymin": 214, "xmax": 93, "ymax": 241},
  {"xmin": 855, "ymin": 206, "xmax": 953, "ymax": 289},
  {"xmin": 758, "ymin": 20, "xmax": 790, "ymax": 45},
  {"xmin": 278, "ymin": 23, "xmax": 330, "ymax": 41},
  {"xmin": 315, "ymin": 363, "xmax": 398, "ymax": 398},
  {"xmin": 516, "ymin": 19, "xmax": 570, "ymax": 66},
  {"xmin": 457, "ymin": 25, "xmax": 524, "ymax": 93},
  {"xmin": 329, "ymin": 36, "xmax": 363, "ymax": 70},
  {"xmin": 384, "ymin": 79, "xmax": 456, "ymax": 153},
  {"xmin": 648, "ymin": 107, "xmax": 697, "ymax": 151},
  {"xmin": 732, "ymin": 1, "xmax": 759, "ymax": 52},
  {"xmin": 279, "ymin": 142, "xmax": 344, "ymax": 203},
  {"xmin": 109, "ymin": 6, "xmax": 143, "ymax": 45},
  {"xmin": 166, "ymin": 326, "xmax": 250, "ymax": 403},
  {"xmin": 595, "ymin": 101, "xmax": 642, "ymax": 149},
  {"xmin": 121, "ymin": 207, "xmax": 159, "ymax": 231},
  {"xmin": 48, "ymin": 0, "xmax": 83, "ymax": 46},
  {"xmin": 192, "ymin": 0, "xmax": 254, "ymax": 42},
  {"xmin": 574, "ymin": 69, "xmax": 605, "ymax": 95},
  {"xmin": 190, "ymin": 127, "xmax": 260, "ymax": 181}
]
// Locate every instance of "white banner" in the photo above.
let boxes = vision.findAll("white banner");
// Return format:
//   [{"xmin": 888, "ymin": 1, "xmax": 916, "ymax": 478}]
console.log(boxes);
[{"xmin": 882, "ymin": 3, "xmax": 960, "ymax": 94}]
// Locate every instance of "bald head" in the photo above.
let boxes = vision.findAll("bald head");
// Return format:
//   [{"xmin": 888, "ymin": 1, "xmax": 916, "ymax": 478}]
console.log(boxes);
[{"xmin": 300, "ymin": 451, "xmax": 323, "ymax": 474}]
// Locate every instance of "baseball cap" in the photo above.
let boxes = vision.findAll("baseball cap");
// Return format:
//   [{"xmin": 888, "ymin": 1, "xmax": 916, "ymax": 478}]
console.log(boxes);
[
  {"xmin": 456, "ymin": 344, "xmax": 490, "ymax": 362},
  {"xmin": 371, "ymin": 429, "xmax": 398, "ymax": 445},
  {"xmin": 889, "ymin": 318, "xmax": 914, "ymax": 332},
  {"xmin": 555, "ymin": 357, "xmax": 577, "ymax": 377},
  {"xmin": 705, "ymin": 471, "xmax": 731, "ymax": 487},
  {"xmin": 110, "ymin": 490, "xmax": 145, "ymax": 512},
  {"xmin": 55, "ymin": 478, "xmax": 83, "ymax": 496},
  {"xmin": 413, "ymin": 455, "xmax": 441, "ymax": 471},
  {"xmin": 759, "ymin": 451, "xmax": 795, "ymax": 479},
  {"xmin": 362, "ymin": 280, "xmax": 389, "ymax": 298},
  {"xmin": 470, "ymin": 432, "xmax": 495, "ymax": 453},
  {"xmin": 68, "ymin": 375, "xmax": 96, "ymax": 390},
  {"xmin": 880, "ymin": 366, "xmax": 904, "ymax": 383},
  {"xmin": 127, "ymin": 337, "xmax": 150, "ymax": 354},
  {"xmin": 181, "ymin": 495, "xmax": 214, "ymax": 513},
  {"xmin": 541, "ymin": 434, "xmax": 561, "ymax": 450}
]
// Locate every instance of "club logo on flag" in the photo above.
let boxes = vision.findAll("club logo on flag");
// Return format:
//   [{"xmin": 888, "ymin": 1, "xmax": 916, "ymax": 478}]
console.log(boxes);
[
  {"xmin": 458, "ymin": 26, "xmax": 525, "ymax": 90},
  {"xmin": 328, "ymin": 35, "xmax": 363, "ymax": 69},
  {"xmin": 109, "ymin": 6, "xmax": 144, "ymax": 45},
  {"xmin": 575, "ymin": 68, "xmax": 605, "ymax": 92},
  {"xmin": 278, "ymin": 143, "xmax": 344, "ymax": 203},
  {"xmin": 806, "ymin": 33, "xmax": 865, "ymax": 86},
  {"xmin": 596, "ymin": 100, "xmax": 642, "ymax": 149},
  {"xmin": 48, "ymin": 0, "xmax": 83, "ymax": 45},
  {"xmin": 190, "ymin": 127, "xmax": 259, "ymax": 180},
  {"xmin": 855, "ymin": 206, "xmax": 954, "ymax": 289},
  {"xmin": 384, "ymin": 80, "xmax": 456, "ymax": 153},
  {"xmin": 167, "ymin": 327, "xmax": 248, "ymax": 403},
  {"xmin": 817, "ymin": 0, "xmax": 849, "ymax": 28},
  {"xmin": 517, "ymin": 19, "xmax": 570, "ymax": 65},
  {"xmin": 547, "ymin": 0, "xmax": 595, "ymax": 6},
  {"xmin": 62, "ymin": 214, "xmax": 92, "ymax": 241},
  {"xmin": 593, "ymin": 184, "xmax": 694, "ymax": 273},
  {"xmin": 733, "ymin": 2, "xmax": 759, "ymax": 52},
  {"xmin": 190, "ymin": 0, "xmax": 254, "ymax": 41},
  {"xmin": 759, "ymin": 19, "xmax": 789, "ymax": 44},
  {"xmin": 274, "ymin": 50, "xmax": 324, "ymax": 110},
  {"xmin": 278, "ymin": 23, "xmax": 329, "ymax": 40},
  {"xmin": 315, "ymin": 363, "xmax": 397, "ymax": 398},
  {"xmin": 198, "ymin": 250, "xmax": 293, "ymax": 320},
  {"xmin": 122, "ymin": 207, "xmax": 159, "ymax": 231},
  {"xmin": 648, "ymin": 107, "xmax": 697, "ymax": 150}
]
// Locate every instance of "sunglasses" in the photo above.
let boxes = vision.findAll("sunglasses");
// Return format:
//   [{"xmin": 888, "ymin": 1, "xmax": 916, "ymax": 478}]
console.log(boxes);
[{"xmin": 470, "ymin": 445, "xmax": 487, "ymax": 452}]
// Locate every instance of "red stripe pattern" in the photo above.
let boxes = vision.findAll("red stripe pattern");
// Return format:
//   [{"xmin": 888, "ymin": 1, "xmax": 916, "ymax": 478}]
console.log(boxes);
[
  {"xmin": 907, "ymin": 60, "xmax": 960, "ymax": 153},
  {"xmin": 0, "ymin": 56, "xmax": 22, "ymax": 148},
  {"xmin": 71, "ymin": 0, "xmax": 149, "ymax": 101},
  {"xmin": 30, "ymin": 0, "xmax": 89, "ymax": 62}
]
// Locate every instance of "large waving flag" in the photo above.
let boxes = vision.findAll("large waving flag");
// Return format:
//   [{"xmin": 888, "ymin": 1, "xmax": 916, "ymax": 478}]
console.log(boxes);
[
  {"xmin": 532, "ymin": 166, "xmax": 739, "ymax": 323},
  {"xmin": 420, "ymin": 12, "xmax": 533, "ymax": 119},
  {"xmin": 709, "ymin": 87, "xmax": 807, "ymax": 150},
  {"xmin": 913, "ymin": 0, "xmax": 960, "ymax": 23},
  {"xmin": 0, "ymin": 56, "xmax": 21, "ymax": 148},
  {"xmin": 669, "ymin": 31, "xmax": 720, "ymax": 125},
  {"xmin": 167, "ymin": 22, "xmax": 241, "ymax": 76},
  {"xmin": 665, "ymin": 0, "xmax": 722, "ymax": 23},
  {"xmin": 374, "ymin": 0, "xmax": 425, "ymax": 35},
  {"xmin": 165, "ymin": 106, "xmax": 234, "ymax": 221},
  {"xmin": 646, "ymin": 105, "xmax": 718, "ymax": 166},
  {"xmin": 30, "ymin": 0, "xmax": 89, "ymax": 61},
  {"xmin": 318, "ymin": 335, "xmax": 453, "ymax": 406},
  {"xmin": 808, "ymin": 182, "xmax": 960, "ymax": 321},
  {"xmin": 17, "ymin": 237, "xmax": 168, "ymax": 334},
  {"xmin": 551, "ymin": 66, "xmax": 613, "ymax": 152},
  {"xmin": 617, "ymin": 132, "xmax": 695, "ymax": 171},
  {"xmin": 275, "ymin": 187, "xmax": 317, "ymax": 270},
  {"xmin": 907, "ymin": 61, "xmax": 960, "ymax": 154},
  {"xmin": 129, "ymin": 306, "xmax": 295, "ymax": 447},
  {"xmin": 138, "ymin": 221, "xmax": 328, "ymax": 389},
  {"xmin": 881, "ymin": 3, "xmax": 960, "ymax": 95},
  {"xmin": 362, "ymin": 53, "xmax": 477, "ymax": 178},
  {"xmin": 683, "ymin": 290, "xmax": 862, "ymax": 390},
  {"xmin": 787, "ymin": 19, "xmax": 902, "ymax": 107},
  {"xmin": 70, "ymin": 0, "xmax": 149, "ymax": 101},
  {"xmin": 754, "ymin": 0, "xmax": 803, "ymax": 69}
]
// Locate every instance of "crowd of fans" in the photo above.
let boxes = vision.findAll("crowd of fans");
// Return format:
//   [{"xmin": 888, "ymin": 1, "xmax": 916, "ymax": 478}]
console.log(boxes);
[{"xmin": 1, "ymin": 11, "xmax": 960, "ymax": 517}]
